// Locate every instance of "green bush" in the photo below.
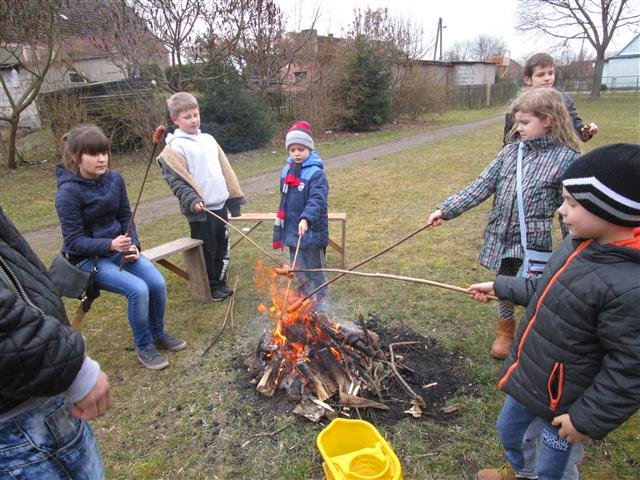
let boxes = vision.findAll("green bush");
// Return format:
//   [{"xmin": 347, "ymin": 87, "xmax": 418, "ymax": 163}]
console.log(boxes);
[
  {"xmin": 333, "ymin": 37, "xmax": 392, "ymax": 131},
  {"xmin": 197, "ymin": 64, "xmax": 273, "ymax": 153}
]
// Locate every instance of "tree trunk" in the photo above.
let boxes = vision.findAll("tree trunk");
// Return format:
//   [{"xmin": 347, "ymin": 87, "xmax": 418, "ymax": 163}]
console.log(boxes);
[
  {"xmin": 6, "ymin": 118, "xmax": 18, "ymax": 170},
  {"xmin": 590, "ymin": 54, "xmax": 605, "ymax": 100}
]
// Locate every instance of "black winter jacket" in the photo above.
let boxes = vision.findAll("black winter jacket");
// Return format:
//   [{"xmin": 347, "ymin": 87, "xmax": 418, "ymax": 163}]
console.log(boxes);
[
  {"xmin": 495, "ymin": 233, "xmax": 640, "ymax": 440},
  {"xmin": 0, "ymin": 208, "xmax": 85, "ymax": 413}
]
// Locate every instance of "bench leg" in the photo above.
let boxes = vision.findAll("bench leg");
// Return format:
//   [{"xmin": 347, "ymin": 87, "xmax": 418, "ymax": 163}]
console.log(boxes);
[{"xmin": 183, "ymin": 246, "xmax": 213, "ymax": 301}]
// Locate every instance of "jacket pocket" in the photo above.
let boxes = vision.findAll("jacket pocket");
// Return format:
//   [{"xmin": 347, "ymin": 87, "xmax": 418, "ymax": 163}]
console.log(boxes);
[{"xmin": 547, "ymin": 361, "xmax": 565, "ymax": 411}]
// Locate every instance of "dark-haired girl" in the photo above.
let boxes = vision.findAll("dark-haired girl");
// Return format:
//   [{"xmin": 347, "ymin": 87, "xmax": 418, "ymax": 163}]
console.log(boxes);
[{"xmin": 55, "ymin": 124, "xmax": 185, "ymax": 370}]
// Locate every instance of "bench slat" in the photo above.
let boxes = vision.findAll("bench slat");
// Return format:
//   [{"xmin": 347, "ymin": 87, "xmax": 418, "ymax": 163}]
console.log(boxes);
[{"xmin": 143, "ymin": 238, "xmax": 204, "ymax": 262}]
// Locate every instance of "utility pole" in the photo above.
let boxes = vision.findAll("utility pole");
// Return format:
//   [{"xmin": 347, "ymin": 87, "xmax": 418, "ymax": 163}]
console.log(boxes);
[{"xmin": 433, "ymin": 17, "xmax": 444, "ymax": 61}]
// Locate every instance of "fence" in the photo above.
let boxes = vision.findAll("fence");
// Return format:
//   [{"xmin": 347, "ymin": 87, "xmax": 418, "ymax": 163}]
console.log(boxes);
[
  {"xmin": 446, "ymin": 81, "xmax": 517, "ymax": 110},
  {"xmin": 557, "ymin": 76, "xmax": 640, "ymax": 95}
]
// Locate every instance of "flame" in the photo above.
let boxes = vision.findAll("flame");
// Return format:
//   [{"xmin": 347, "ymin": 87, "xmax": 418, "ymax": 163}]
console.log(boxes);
[{"xmin": 254, "ymin": 259, "xmax": 339, "ymax": 369}]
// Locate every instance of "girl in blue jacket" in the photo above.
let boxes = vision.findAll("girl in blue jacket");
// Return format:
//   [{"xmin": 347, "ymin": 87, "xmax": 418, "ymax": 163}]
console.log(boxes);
[
  {"xmin": 55, "ymin": 124, "xmax": 185, "ymax": 371},
  {"xmin": 273, "ymin": 122, "xmax": 329, "ymax": 310}
]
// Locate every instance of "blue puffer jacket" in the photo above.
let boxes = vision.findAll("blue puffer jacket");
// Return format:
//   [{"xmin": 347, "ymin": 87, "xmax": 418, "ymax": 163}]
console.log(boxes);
[
  {"xmin": 54, "ymin": 164, "xmax": 139, "ymax": 258},
  {"xmin": 278, "ymin": 151, "xmax": 329, "ymax": 249}
]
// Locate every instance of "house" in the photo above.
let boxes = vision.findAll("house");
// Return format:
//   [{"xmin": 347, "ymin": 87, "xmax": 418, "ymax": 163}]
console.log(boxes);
[
  {"xmin": 0, "ymin": 0, "xmax": 168, "ymax": 128},
  {"xmin": 602, "ymin": 33, "xmax": 640, "ymax": 89}
]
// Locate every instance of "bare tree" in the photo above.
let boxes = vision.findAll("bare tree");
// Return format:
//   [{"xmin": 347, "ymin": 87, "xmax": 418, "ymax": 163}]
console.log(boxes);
[
  {"xmin": 444, "ymin": 35, "xmax": 507, "ymax": 61},
  {"xmin": 94, "ymin": 0, "xmax": 248, "ymax": 92},
  {"xmin": 516, "ymin": 0, "xmax": 639, "ymax": 98},
  {"xmin": 0, "ymin": 0, "xmax": 65, "ymax": 169}
]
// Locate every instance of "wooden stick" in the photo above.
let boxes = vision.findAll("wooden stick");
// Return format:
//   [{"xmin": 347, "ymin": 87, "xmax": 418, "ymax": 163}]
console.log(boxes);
[
  {"xmin": 200, "ymin": 279, "xmax": 239, "ymax": 357},
  {"xmin": 292, "ymin": 268, "xmax": 499, "ymax": 300},
  {"xmin": 203, "ymin": 207, "xmax": 285, "ymax": 267},
  {"xmin": 120, "ymin": 125, "xmax": 166, "ymax": 270},
  {"xmin": 283, "ymin": 234, "xmax": 301, "ymax": 309},
  {"xmin": 287, "ymin": 224, "xmax": 432, "ymax": 312}
]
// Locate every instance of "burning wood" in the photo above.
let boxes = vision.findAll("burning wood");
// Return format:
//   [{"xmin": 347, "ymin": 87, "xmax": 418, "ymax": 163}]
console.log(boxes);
[{"xmin": 246, "ymin": 261, "xmax": 427, "ymax": 422}]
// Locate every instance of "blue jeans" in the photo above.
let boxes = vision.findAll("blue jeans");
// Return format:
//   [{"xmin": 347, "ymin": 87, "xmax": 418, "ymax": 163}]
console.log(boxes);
[
  {"xmin": 79, "ymin": 252, "xmax": 167, "ymax": 349},
  {"xmin": 0, "ymin": 396, "xmax": 104, "ymax": 479},
  {"xmin": 497, "ymin": 395, "xmax": 585, "ymax": 480},
  {"xmin": 290, "ymin": 247, "xmax": 327, "ymax": 310}
]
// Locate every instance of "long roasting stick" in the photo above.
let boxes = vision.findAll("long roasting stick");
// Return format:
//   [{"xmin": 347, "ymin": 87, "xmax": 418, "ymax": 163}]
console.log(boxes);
[
  {"xmin": 286, "ymin": 223, "xmax": 433, "ymax": 313},
  {"xmin": 203, "ymin": 207, "xmax": 286, "ymax": 267},
  {"xmin": 120, "ymin": 125, "xmax": 166, "ymax": 270},
  {"xmin": 283, "ymin": 234, "xmax": 302, "ymax": 309},
  {"xmin": 290, "ymin": 268, "xmax": 498, "ymax": 301}
]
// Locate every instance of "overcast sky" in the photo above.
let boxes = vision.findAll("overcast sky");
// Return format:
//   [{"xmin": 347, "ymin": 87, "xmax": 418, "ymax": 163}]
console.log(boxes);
[{"xmin": 277, "ymin": 0, "xmax": 639, "ymax": 62}]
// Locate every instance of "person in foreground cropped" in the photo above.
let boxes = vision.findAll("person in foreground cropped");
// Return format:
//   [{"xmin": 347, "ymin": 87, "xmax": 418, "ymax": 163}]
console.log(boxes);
[
  {"xmin": 468, "ymin": 143, "xmax": 640, "ymax": 480},
  {"xmin": 0, "ymin": 207, "xmax": 111, "ymax": 479},
  {"xmin": 55, "ymin": 124, "xmax": 186, "ymax": 371}
]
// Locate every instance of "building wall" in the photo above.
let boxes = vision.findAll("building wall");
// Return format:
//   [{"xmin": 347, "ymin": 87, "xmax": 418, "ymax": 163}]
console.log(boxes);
[
  {"xmin": 453, "ymin": 63, "xmax": 495, "ymax": 85},
  {"xmin": 0, "ymin": 67, "xmax": 41, "ymax": 128},
  {"xmin": 41, "ymin": 58, "xmax": 127, "ymax": 93}
]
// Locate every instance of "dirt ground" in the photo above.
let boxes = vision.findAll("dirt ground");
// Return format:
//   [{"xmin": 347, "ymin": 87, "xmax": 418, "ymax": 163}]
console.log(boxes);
[{"xmin": 23, "ymin": 115, "xmax": 501, "ymax": 252}]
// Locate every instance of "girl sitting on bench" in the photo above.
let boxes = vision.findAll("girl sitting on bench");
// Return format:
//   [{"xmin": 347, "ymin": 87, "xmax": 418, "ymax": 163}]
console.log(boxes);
[{"xmin": 55, "ymin": 124, "xmax": 186, "ymax": 371}]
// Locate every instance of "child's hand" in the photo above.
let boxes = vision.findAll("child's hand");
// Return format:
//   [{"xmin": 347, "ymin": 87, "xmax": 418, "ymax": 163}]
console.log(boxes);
[
  {"xmin": 467, "ymin": 282, "xmax": 496, "ymax": 303},
  {"xmin": 192, "ymin": 201, "xmax": 205, "ymax": 213},
  {"xmin": 110, "ymin": 234, "xmax": 132, "ymax": 253},
  {"xmin": 298, "ymin": 219, "xmax": 308, "ymax": 236},
  {"xmin": 427, "ymin": 209, "xmax": 445, "ymax": 226},
  {"xmin": 123, "ymin": 245, "xmax": 140, "ymax": 263},
  {"xmin": 552, "ymin": 414, "xmax": 591, "ymax": 444},
  {"xmin": 581, "ymin": 123, "xmax": 598, "ymax": 141}
]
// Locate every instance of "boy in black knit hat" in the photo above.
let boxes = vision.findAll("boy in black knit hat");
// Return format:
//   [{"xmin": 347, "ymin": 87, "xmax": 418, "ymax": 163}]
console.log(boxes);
[{"xmin": 468, "ymin": 143, "xmax": 640, "ymax": 480}]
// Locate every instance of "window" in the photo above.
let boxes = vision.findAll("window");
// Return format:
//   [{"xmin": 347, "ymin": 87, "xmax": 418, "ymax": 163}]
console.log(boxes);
[
  {"xmin": 294, "ymin": 71, "xmax": 308, "ymax": 83},
  {"xmin": 67, "ymin": 71, "xmax": 86, "ymax": 84}
]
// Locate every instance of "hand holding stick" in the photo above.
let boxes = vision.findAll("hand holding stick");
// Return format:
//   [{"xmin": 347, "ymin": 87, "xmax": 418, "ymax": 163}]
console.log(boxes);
[
  {"xmin": 290, "ymin": 268, "xmax": 498, "ymax": 301},
  {"xmin": 202, "ymin": 207, "xmax": 287, "ymax": 268}
]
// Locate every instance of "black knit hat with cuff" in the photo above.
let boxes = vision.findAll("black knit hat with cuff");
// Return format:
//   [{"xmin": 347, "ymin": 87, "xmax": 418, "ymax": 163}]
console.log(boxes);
[{"xmin": 562, "ymin": 143, "xmax": 640, "ymax": 227}]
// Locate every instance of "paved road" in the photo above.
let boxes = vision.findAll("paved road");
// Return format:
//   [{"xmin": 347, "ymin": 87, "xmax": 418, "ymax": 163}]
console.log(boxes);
[{"xmin": 24, "ymin": 115, "xmax": 502, "ymax": 252}]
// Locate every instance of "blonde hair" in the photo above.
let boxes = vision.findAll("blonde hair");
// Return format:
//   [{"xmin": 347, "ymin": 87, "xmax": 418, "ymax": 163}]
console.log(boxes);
[
  {"xmin": 61, "ymin": 124, "xmax": 110, "ymax": 174},
  {"xmin": 507, "ymin": 88, "xmax": 582, "ymax": 152},
  {"xmin": 167, "ymin": 92, "xmax": 199, "ymax": 118}
]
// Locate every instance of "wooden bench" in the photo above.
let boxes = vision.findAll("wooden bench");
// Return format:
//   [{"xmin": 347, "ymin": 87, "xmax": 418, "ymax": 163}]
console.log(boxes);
[
  {"xmin": 228, "ymin": 212, "xmax": 347, "ymax": 267},
  {"xmin": 142, "ymin": 237, "xmax": 212, "ymax": 302}
]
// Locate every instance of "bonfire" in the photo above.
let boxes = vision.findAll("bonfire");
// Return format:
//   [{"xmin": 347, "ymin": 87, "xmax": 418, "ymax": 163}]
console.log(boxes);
[{"xmin": 245, "ymin": 260, "xmax": 426, "ymax": 423}]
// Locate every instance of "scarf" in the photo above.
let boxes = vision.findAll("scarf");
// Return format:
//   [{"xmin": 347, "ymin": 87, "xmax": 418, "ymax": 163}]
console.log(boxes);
[{"xmin": 273, "ymin": 161, "xmax": 302, "ymax": 250}]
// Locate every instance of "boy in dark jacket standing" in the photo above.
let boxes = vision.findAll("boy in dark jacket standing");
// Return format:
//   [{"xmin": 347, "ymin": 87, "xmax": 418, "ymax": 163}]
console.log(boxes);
[
  {"xmin": 469, "ymin": 143, "xmax": 640, "ymax": 480},
  {"xmin": 503, "ymin": 52, "xmax": 598, "ymax": 145},
  {"xmin": 0, "ymin": 207, "xmax": 111, "ymax": 478},
  {"xmin": 158, "ymin": 92, "xmax": 246, "ymax": 301},
  {"xmin": 273, "ymin": 121, "xmax": 329, "ymax": 310}
]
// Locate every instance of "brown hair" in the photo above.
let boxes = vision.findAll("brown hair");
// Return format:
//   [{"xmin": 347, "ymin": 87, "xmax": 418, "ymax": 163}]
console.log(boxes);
[
  {"xmin": 508, "ymin": 88, "xmax": 582, "ymax": 152},
  {"xmin": 523, "ymin": 52, "xmax": 555, "ymax": 79},
  {"xmin": 166, "ymin": 92, "xmax": 199, "ymax": 118},
  {"xmin": 61, "ymin": 124, "xmax": 110, "ymax": 174}
]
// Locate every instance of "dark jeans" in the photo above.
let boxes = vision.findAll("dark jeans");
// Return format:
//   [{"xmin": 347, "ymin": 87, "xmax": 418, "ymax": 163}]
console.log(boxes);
[
  {"xmin": 190, "ymin": 208, "xmax": 230, "ymax": 289},
  {"xmin": 290, "ymin": 246, "xmax": 327, "ymax": 310}
]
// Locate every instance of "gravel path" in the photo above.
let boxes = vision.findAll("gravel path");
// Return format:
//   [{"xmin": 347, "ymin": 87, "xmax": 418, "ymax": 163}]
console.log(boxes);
[{"xmin": 24, "ymin": 115, "xmax": 501, "ymax": 252}]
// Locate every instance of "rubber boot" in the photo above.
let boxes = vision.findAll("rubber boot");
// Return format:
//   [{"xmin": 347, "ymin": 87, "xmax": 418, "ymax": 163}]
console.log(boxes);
[{"xmin": 490, "ymin": 318, "xmax": 515, "ymax": 359}]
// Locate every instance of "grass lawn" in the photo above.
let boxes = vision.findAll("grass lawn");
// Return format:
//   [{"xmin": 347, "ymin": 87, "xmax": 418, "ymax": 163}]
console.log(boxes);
[{"xmin": 4, "ymin": 96, "xmax": 640, "ymax": 479}]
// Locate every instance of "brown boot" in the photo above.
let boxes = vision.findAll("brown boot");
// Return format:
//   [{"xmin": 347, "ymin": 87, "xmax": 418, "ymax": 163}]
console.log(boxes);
[
  {"xmin": 475, "ymin": 463, "xmax": 516, "ymax": 480},
  {"xmin": 490, "ymin": 319, "xmax": 515, "ymax": 359}
]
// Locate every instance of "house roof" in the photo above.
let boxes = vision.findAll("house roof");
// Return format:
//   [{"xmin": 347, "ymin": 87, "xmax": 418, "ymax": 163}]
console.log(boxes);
[{"xmin": 605, "ymin": 33, "xmax": 640, "ymax": 59}]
